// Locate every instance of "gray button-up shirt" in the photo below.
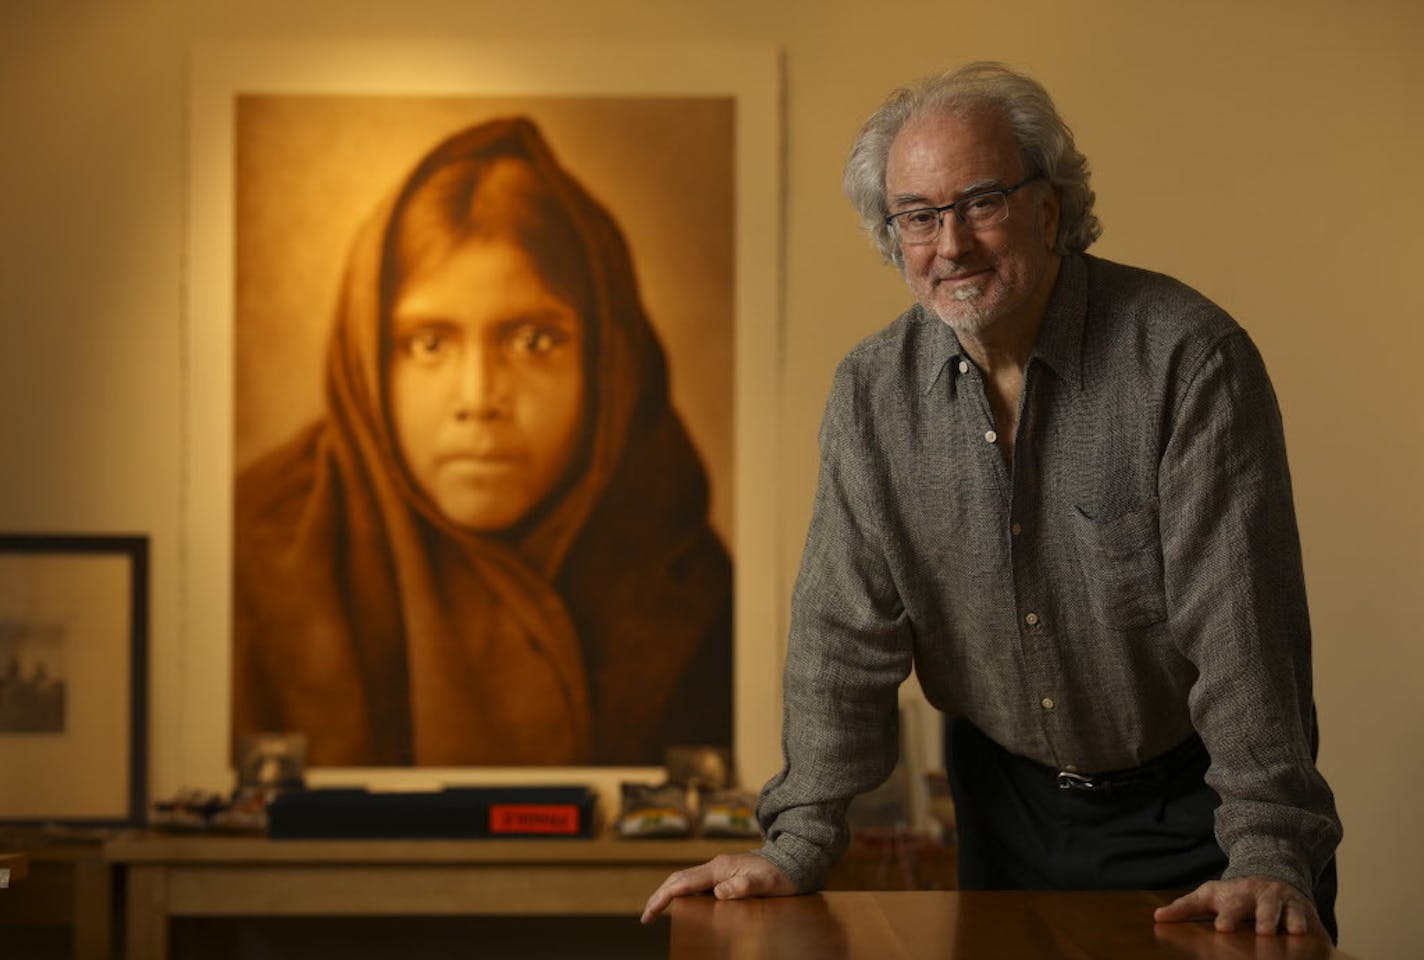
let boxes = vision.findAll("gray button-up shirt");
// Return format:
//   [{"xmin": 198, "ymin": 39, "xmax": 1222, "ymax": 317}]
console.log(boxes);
[{"xmin": 755, "ymin": 253, "xmax": 1341, "ymax": 898}]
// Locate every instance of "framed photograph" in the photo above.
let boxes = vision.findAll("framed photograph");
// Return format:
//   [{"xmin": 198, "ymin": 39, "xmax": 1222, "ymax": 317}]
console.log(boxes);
[
  {"xmin": 0, "ymin": 534, "xmax": 148, "ymax": 825},
  {"xmin": 185, "ymin": 42, "xmax": 783, "ymax": 799}
]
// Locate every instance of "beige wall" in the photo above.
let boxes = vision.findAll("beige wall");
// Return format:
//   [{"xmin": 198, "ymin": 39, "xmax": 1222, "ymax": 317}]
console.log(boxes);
[{"xmin": 2, "ymin": 0, "xmax": 1419, "ymax": 953}]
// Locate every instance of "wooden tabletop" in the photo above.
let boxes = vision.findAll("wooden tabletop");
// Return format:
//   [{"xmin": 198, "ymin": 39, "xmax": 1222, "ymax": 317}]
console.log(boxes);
[{"xmin": 669, "ymin": 891, "xmax": 1356, "ymax": 959}]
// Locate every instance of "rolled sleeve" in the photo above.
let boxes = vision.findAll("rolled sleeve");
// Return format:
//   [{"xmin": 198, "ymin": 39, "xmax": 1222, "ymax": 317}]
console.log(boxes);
[
  {"xmin": 1158, "ymin": 329, "xmax": 1342, "ymax": 895},
  {"xmin": 755, "ymin": 360, "xmax": 915, "ymax": 890}
]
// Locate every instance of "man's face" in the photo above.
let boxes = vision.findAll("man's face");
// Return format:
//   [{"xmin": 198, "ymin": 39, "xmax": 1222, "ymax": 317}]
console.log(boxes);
[{"xmin": 885, "ymin": 106, "xmax": 1060, "ymax": 338}]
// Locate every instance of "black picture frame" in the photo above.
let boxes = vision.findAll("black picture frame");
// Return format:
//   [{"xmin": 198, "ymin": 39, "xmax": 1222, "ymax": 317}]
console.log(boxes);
[{"xmin": 0, "ymin": 534, "xmax": 148, "ymax": 827}]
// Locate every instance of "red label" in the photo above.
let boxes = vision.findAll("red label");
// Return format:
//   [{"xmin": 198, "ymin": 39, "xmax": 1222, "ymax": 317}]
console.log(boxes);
[{"xmin": 489, "ymin": 804, "xmax": 580, "ymax": 835}]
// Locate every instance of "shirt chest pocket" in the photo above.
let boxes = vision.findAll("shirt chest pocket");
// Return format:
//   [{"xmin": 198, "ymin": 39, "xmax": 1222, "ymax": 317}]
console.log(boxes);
[{"xmin": 1070, "ymin": 499, "xmax": 1168, "ymax": 630}]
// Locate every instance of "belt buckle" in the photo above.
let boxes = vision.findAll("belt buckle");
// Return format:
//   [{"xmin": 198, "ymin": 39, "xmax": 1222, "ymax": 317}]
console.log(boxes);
[{"xmin": 1057, "ymin": 771, "xmax": 1100, "ymax": 791}]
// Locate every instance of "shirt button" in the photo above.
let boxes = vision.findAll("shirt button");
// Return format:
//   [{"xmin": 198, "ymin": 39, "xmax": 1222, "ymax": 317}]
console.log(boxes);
[
  {"xmin": 1024, "ymin": 612, "xmax": 1040, "ymax": 626},
  {"xmin": 1011, "ymin": 522, "xmax": 1022, "ymax": 536},
  {"xmin": 1041, "ymin": 697, "xmax": 1056, "ymax": 711},
  {"xmin": 958, "ymin": 360, "xmax": 969, "ymax": 374},
  {"xmin": 984, "ymin": 430, "xmax": 998, "ymax": 444}
]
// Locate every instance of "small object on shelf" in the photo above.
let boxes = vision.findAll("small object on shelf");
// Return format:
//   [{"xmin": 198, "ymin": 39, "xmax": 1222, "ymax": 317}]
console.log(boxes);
[
  {"xmin": 664, "ymin": 745, "xmax": 732, "ymax": 791},
  {"xmin": 266, "ymin": 786, "xmax": 598, "ymax": 839},
  {"xmin": 236, "ymin": 732, "xmax": 308, "ymax": 791},
  {"xmin": 617, "ymin": 782, "xmax": 692, "ymax": 838},
  {"xmin": 150, "ymin": 787, "xmax": 269, "ymax": 833},
  {"xmin": 698, "ymin": 789, "xmax": 760, "ymax": 838},
  {"xmin": 150, "ymin": 789, "xmax": 228, "ymax": 831},
  {"xmin": 0, "ymin": 851, "xmax": 28, "ymax": 888}
]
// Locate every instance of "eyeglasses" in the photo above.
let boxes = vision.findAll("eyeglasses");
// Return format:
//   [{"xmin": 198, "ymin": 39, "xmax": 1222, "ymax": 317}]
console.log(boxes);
[{"xmin": 884, "ymin": 174, "xmax": 1045, "ymax": 245}]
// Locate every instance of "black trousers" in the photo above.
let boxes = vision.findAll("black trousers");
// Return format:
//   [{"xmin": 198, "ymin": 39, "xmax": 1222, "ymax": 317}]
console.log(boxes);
[{"xmin": 944, "ymin": 718, "xmax": 1338, "ymax": 943}]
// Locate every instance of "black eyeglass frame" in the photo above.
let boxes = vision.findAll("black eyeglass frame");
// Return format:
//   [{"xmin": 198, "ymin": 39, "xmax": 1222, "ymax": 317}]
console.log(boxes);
[{"xmin": 884, "ymin": 173, "xmax": 1047, "ymax": 240}]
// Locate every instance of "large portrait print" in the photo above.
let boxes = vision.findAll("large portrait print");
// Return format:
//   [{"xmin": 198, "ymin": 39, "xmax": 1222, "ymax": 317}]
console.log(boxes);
[
  {"xmin": 186, "ymin": 43, "xmax": 781, "ymax": 787},
  {"xmin": 235, "ymin": 98, "xmax": 732, "ymax": 767}
]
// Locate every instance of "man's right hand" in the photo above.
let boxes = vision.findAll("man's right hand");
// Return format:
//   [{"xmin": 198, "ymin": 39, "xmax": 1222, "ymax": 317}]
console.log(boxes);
[{"xmin": 639, "ymin": 852, "xmax": 796, "ymax": 924}]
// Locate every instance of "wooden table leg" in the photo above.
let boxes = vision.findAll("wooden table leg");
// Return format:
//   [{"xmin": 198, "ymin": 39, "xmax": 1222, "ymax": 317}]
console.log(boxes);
[
  {"xmin": 125, "ymin": 865, "xmax": 168, "ymax": 960},
  {"xmin": 72, "ymin": 855, "xmax": 113, "ymax": 960}
]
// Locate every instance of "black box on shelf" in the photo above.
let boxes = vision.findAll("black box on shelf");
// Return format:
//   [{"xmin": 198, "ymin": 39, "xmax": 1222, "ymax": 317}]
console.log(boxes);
[{"xmin": 266, "ymin": 786, "xmax": 597, "ymax": 839}]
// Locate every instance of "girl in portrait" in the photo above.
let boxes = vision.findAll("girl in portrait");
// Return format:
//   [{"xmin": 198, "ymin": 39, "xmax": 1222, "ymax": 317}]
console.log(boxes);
[{"xmin": 233, "ymin": 117, "xmax": 732, "ymax": 767}]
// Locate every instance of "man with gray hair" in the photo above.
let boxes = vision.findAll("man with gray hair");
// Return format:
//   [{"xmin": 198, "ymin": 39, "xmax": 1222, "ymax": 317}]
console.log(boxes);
[{"xmin": 642, "ymin": 62, "xmax": 1340, "ymax": 941}]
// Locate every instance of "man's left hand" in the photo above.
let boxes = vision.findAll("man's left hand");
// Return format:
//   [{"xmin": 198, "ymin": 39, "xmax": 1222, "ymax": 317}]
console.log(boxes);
[{"xmin": 1153, "ymin": 876, "xmax": 1327, "ymax": 938}]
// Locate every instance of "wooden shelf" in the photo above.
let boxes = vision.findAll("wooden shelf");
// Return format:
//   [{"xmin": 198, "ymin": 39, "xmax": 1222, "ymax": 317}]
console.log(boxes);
[{"xmin": 105, "ymin": 830, "xmax": 758, "ymax": 959}]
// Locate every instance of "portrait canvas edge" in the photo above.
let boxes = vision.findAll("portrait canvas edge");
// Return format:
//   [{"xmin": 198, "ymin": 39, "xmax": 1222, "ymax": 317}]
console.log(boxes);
[{"xmin": 182, "ymin": 40, "xmax": 784, "ymax": 803}]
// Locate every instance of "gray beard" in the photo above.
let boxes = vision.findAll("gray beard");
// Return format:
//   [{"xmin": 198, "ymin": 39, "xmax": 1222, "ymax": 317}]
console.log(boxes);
[{"xmin": 935, "ymin": 284, "xmax": 993, "ymax": 335}]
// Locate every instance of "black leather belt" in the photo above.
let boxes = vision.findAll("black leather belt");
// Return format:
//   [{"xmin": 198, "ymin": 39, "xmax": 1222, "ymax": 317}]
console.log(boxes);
[{"xmin": 1055, "ymin": 733, "xmax": 1208, "ymax": 793}]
